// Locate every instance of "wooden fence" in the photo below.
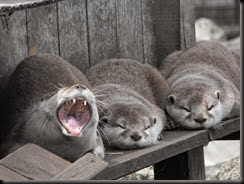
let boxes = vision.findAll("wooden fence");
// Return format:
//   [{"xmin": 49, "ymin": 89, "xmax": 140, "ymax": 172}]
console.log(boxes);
[{"xmin": 0, "ymin": 0, "xmax": 240, "ymax": 181}]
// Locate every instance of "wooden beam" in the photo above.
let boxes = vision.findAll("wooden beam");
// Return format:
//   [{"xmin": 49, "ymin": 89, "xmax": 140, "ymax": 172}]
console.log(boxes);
[
  {"xmin": 0, "ymin": 144, "xmax": 71, "ymax": 180},
  {"xmin": 0, "ymin": 164, "xmax": 29, "ymax": 181},
  {"xmin": 52, "ymin": 153, "xmax": 108, "ymax": 180},
  {"xmin": 154, "ymin": 146, "xmax": 205, "ymax": 180}
]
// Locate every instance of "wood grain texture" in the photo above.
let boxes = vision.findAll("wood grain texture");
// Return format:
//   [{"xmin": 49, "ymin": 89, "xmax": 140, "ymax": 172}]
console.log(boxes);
[
  {"xmin": 0, "ymin": 164, "xmax": 29, "ymax": 181},
  {"xmin": 58, "ymin": 0, "xmax": 89, "ymax": 72},
  {"xmin": 52, "ymin": 153, "xmax": 108, "ymax": 180},
  {"xmin": 154, "ymin": 146, "xmax": 205, "ymax": 180},
  {"xmin": 142, "ymin": 0, "xmax": 156, "ymax": 66},
  {"xmin": 153, "ymin": 0, "xmax": 195, "ymax": 67},
  {"xmin": 27, "ymin": 3, "xmax": 59, "ymax": 55},
  {"xmin": 0, "ymin": 10, "xmax": 28, "ymax": 99},
  {"xmin": 93, "ymin": 130, "xmax": 209, "ymax": 180},
  {"xmin": 0, "ymin": 144, "xmax": 71, "ymax": 180},
  {"xmin": 116, "ymin": 0, "xmax": 143, "ymax": 62},
  {"xmin": 88, "ymin": 0, "xmax": 117, "ymax": 66}
]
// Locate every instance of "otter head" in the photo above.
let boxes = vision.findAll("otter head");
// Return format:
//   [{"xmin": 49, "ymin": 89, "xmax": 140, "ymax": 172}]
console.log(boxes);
[
  {"xmin": 39, "ymin": 84, "xmax": 98, "ymax": 137},
  {"xmin": 99, "ymin": 103, "xmax": 163, "ymax": 149},
  {"xmin": 166, "ymin": 86, "xmax": 223, "ymax": 129}
]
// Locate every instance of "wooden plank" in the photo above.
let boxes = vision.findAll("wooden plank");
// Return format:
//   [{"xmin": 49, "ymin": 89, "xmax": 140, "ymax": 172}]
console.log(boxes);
[
  {"xmin": 87, "ymin": 0, "xmax": 117, "ymax": 66},
  {"xmin": 52, "ymin": 153, "xmax": 109, "ymax": 180},
  {"xmin": 152, "ymin": 0, "xmax": 195, "ymax": 67},
  {"xmin": 58, "ymin": 0, "xmax": 89, "ymax": 72},
  {"xmin": 0, "ymin": 9, "xmax": 28, "ymax": 98},
  {"xmin": 0, "ymin": 0, "xmax": 63, "ymax": 13},
  {"xmin": 0, "ymin": 164, "xmax": 29, "ymax": 181},
  {"xmin": 141, "ymin": 0, "xmax": 156, "ymax": 66},
  {"xmin": 92, "ymin": 130, "xmax": 209, "ymax": 180},
  {"xmin": 0, "ymin": 144, "xmax": 71, "ymax": 180},
  {"xmin": 208, "ymin": 117, "xmax": 240, "ymax": 140},
  {"xmin": 154, "ymin": 146, "xmax": 205, "ymax": 180},
  {"xmin": 27, "ymin": 3, "xmax": 59, "ymax": 56},
  {"xmin": 116, "ymin": 0, "xmax": 144, "ymax": 62}
]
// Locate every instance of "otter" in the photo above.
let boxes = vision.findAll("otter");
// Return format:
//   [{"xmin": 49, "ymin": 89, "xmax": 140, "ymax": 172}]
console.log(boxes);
[
  {"xmin": 86, "ymin": 59, "xmax": 169, "ymax": 149},
  {"xmin": 160, "ymin": 41, "xmax": 240, "ymax": 130},
  {"xmin": 0, "ymin": 54, "xmax": 104, "ymax": 161}
]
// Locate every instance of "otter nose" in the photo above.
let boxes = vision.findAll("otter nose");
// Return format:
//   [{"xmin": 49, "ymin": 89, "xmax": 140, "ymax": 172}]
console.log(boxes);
[
  {"xmin": 195, "ymin": 118, "xmax": 207, "ymax": 124},
  {"xmin": 74, "ymin": 84, "xmax": 87, "ymax": 90},
  {"xmin": 130, "ymin": 133, "xmax": 142, "ymax": 141}
]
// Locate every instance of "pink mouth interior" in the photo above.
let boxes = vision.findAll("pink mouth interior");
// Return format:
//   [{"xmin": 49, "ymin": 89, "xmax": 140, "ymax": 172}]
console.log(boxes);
[{"xmin": 57, "ymin": 98, "xmax": 91, "ymax": 136}]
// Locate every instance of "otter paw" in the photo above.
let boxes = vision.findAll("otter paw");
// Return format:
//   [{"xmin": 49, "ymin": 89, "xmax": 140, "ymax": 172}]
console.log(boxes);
[
  {"xmin": 92, "ymin": 145, "xmax": 105, "ymax": 159},
  {"xmin": 157, "ymin": 133, "xmax": 163, "ymax": 141},
  {"xmin": 164, "ymin": 117, "xmax": 177, "ymax": 130}
]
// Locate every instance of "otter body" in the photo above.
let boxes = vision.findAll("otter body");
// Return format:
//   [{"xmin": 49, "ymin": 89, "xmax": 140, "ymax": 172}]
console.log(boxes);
[
  {"xmin": 160, "ymin": 41, "xmax": 240, "ymax": 129},
  {"xmin": 0, "ymin": 54, "xmax": 104, "ymax": 161},
  {"xmin": 86, "ymin": 59, "xmax": 169, "ymax": 149}
]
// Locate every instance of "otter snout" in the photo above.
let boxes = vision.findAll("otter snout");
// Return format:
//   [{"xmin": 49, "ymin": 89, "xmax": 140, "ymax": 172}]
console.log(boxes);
[
  {"xmin": 194, "ymin": 118, "xmax": 207, "ymax": 124},
  {"xmin": 130, "ymin": 132, "xmax": 142, "ymax": 141}
]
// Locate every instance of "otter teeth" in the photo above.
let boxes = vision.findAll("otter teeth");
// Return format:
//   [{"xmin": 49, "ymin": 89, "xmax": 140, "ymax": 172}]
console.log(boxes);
[
  {"xmin": 73, "ymin": 99, "xmax": 76, "ymax": 104},
  {"xmin": 84, "ymin": 100, "xmax": 87, "ymax": 106}
]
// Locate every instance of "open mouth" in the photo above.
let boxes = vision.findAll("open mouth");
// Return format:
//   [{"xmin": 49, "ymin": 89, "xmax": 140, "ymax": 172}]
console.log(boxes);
[{"xmin": 57, "ymin": 98, "xmax": 91, "ymax": 136}]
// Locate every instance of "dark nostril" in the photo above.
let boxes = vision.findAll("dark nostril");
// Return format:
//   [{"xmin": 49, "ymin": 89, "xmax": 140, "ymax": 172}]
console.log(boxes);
[
  {"xmin": 130, "ymin": 134, "xmax": 142, "ymax": 141},
  {"xmin": 75, "ymin": 84, "xmax": 86, "ymax": 90},
  {"xmin": 195, "ymin": 118, "xmax": 207, "ymax": 124}
]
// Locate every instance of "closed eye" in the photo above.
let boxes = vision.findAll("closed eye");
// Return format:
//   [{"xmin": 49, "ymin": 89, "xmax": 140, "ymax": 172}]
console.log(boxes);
[
  {"xmin": 208, "ymin": 105, "xmax": 214, "ymax": 111},
  {"xmin": 117, "ymin": 124, "xmax": 126, "ymax": 129},
  {"xmin": 182, "ymin": 107, "xmax": 191, "ymax": 112},
  {"xmin": 144, "ymin": 125, "xmax": 151, "ymax": 130}
]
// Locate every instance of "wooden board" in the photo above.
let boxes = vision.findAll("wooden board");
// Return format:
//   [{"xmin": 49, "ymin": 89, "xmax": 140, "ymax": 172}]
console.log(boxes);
[
  {"xmin": 93, "ymin": 130, "xmax": 209, "ymax": 180},
  {"xmin": 58, "ymin": 0, "xmax": 89, "ymax": 72},
  {"xmin": 0, "ymin": 143, "xmax": 71, "ymax": 180},
  {"xmin": 152, "ymin": 0, "xmax": 195, "ymax": 67},
  {"xmin": 0, "ymin": 9, "xmax": 28, "ymax": 96},
  {"xmin": 0, "ymin": 0, "xmax": 63, "ymax": 13},
  {"xmin": 26, "ymin": 3, "xmax": 59, "ymax": 55},
  {"xmin": 208, "ymin": 117, "xmax": 240, "ymax": 140},
  {"xmin": 0, "ymin": 164, "xmax": 28, "ymax": 181},
  {"xmin": 52, "ymin": 153, "xmax": 109, "ymax": 180},
  {"xmin": 87, "ymin": 0, "xmax": 117, "ymax": 66},
  {"xmin": 116, "ymin": 0, "xmax": 144, "ymax": 62}
]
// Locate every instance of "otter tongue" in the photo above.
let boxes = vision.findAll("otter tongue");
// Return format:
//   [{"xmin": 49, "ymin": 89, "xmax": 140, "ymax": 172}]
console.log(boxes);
[{"xmin": 66, "ymin": 116, "xmax": 81, "ymax": 136}]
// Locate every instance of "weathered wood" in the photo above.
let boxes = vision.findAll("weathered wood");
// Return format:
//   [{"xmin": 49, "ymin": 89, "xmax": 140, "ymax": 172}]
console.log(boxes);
[
  {"xmin": 142, "ymin": 0, "xmax": 156, "ymax": 66},
  {"xmin": 208, "ymin": 117, "xmax": 240, "ymax": 140},
  {"xmin": 116, "ymin": 0, "xmax": 144, "ymax": 62},
  {"xmin": 27, "ymin": 3, "xmax": 59, "ymax": 55},
  {"xmin": 58, "ymin": 0, "xmax": 89, "ymax": 72},
  {"xmin": 153, "ymin": 0, "xmax": 195, "ymax": 67},
  {"xmin": 88, "ymin": 0, "xmax": 117, "ymax": 66},
  {"xmin": 52, "ymin": 153, "xmax": 109, "ymax": 180},
  {"xmin": 0, "ymin": 144, "xmax": 71, "ymax": 180},
  {"xmin": 0, "ymin": 9, "xmax": 28, "ymax": 100},
  {"xmin": 217, "ymin": 131, "xmax": 240, "ymax": 140},
  {"xmin": 0, "ymin": 164, "xmax": 29, "ymax": 181},
  {"xmin": 0, "ymin": 0, "xmax": 63, "ymax": 13},
  {"xmin": 154, "ymin": 146, "xmax": 205, "ymax": 180},
  {"xmin": 93, "ymin": 130, "xmax": 209, "ymax": 180}
]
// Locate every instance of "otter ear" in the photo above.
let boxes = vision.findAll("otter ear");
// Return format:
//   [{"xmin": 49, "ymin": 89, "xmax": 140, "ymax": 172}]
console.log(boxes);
[
  {"xmin": 214, "ymin": 91, "xmax": 220, "ymax": 100},
  {"xmin": 99, "ymin": 116, "xmax": 109, "ymax": 128},
  {"xmin": 168, "ymin": 95, "xmax": 176, "ymax": 105}
]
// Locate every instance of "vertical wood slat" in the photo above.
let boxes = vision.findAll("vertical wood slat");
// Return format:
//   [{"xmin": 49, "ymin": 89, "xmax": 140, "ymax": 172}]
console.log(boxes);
[
  {"xmin": 27, "ymin": 3, "xmax": 59, "ymax": 56},
  {"xmin": 0, "ymin": 10, "xmax": 28, "ymax": 90},
  {"xmin": 116, "ymin": 0, "xmax": 144, "ymax": 63},
  {"xmin": 153, "ymin": 0, "xmax": 195, "ymax": 67},
  {"xmin": 154, "ymin": 146, "xmax": 205, "ymax": 180},
  {"xmin": 87, "ymin": 0, "xmax": 117, "ymax": 67},
  {"xmin": 58, "ymin": 0, "xmax": 89, "ymax": 72},
  {"xmin": 142, "ymin": 0, "xmax": 156, "ymax": 66}
]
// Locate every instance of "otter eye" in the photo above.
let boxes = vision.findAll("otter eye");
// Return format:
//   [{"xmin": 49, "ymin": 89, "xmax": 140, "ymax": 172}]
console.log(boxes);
[
  {"xmin": 182, "ymin": 107, "xmax": 191, "ymax": 112},
  {"xmin": 208, "ymin": 105, "xmax": 214, "ymax": 111},
  {"xmin": 145, "ymin": 125, "xmax": 151, "ymax": 130},
  {"xmin": 117, "ymin": 124, "xmax": 126, "ymax": 129}
]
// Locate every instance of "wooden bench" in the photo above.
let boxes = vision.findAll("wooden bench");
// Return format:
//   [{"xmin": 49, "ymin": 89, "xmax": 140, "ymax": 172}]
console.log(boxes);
[
  {"xmin": 0, "ymin": 0, "xmax": 240, "ymax": 181},
  {"xmin": 0, "ymin": 118, "xmax": 240, "ymax": 180}
]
